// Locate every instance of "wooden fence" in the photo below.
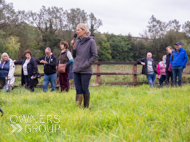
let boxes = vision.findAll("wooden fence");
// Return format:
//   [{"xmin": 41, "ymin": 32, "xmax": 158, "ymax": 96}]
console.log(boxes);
[{"xmin": 1, "ymin": 62, "xmax": 190, "ymax": 89}]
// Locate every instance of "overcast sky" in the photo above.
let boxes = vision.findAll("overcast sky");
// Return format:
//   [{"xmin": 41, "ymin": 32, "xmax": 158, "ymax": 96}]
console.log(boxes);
[{"xmin": 6, "ymin": 0, "xmax": 190, "ymax": 36}]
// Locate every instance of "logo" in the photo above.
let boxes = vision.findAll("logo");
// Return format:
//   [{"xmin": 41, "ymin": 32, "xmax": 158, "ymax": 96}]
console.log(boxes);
[{"xmin": 10, "ymin": 115, "xmax": 60, "ymax": 133}]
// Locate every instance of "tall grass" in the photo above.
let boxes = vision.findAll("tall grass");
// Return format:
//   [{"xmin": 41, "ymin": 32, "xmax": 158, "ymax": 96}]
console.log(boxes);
[{"xmin": 0, "ymin": 85, "xmax": 190, "ymax": 141}]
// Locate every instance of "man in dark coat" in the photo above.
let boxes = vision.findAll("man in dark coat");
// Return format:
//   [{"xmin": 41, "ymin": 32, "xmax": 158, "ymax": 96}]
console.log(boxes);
[
  {"xmin": 137, "ymin": 52, "xmax": 157, "ymax": 88},
  {"xmin": 36, "ymin": 47, "xmax": 57, "ymax": 92}
]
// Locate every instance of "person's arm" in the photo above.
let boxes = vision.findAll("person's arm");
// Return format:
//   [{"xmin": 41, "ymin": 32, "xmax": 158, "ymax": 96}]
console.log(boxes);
[
  {"xmin": 72, "ymin": 41, "xmax": 77, "ymax": 58},
  {"xmin": 163, "ymin": 55, "xmax": 167, "ymax": 68},
  {"xmin": 14, "ymin": 60, "xmax": 23, "ymax": 65},
  {"xmin": 87, "ymin": 40, "xmax": 98, "ymax": 65},
  {"xmin": 182, "ymin": 50, "xmax": 188, "ymax": 68},
  {"xmin": 36, "ymin": 56, "xmax": 44, "ymax": 63},
  {"xmin": 137, "ymin": 58, "xmax": 145, "ymax": 65},
  {"xmin": 170, "ymin": 53, "xmax": 173, "ymax": 67},
  {"xmin": 157, "ymin": 63, "xmax": 160, "ymax": 75},
  {"xmin": 66, "ymin": 51, "xmax": 74, "ymax": 68},
  {"xmin": 8, "ymin": 60, "xmax": 15, "ymax": 80}
]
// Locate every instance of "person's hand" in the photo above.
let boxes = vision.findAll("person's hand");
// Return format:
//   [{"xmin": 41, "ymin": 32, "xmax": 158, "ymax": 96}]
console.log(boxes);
[
  {"xmin": 5, "ymin": 77, "xmax": 7, "ymax": 80},
  {"xmin": 141, "ymin": 62, "xmax": 145, "ymax": 66},
  {"xmin": 40, "ymin": 60, "xmax": 44, "ymax": 63},
  {"xmin": 43, "ymin": 61, "xmax": 48, "ymax": 64},
  {"xmin": 13, "ymin": 60, "xmax": 16, "ymax": 62},
  {"xmin": 32, "ymin": 76, "xmax": 36, "ymax": 79},
  {"xmin": 71, "ymin": 40, "xmax": 76, "ymax": 49}
]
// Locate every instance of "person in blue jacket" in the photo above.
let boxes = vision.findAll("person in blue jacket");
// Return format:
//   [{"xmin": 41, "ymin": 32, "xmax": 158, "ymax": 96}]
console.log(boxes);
[{"xmin": 170, "ymin": 42, "xmax": 188, "ymax": 87}]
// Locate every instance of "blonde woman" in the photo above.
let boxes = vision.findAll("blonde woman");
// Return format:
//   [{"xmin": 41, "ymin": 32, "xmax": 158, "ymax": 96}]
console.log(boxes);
[
  {"xmin": 71, "ymin": 23, "xmax": 98, "ymax": 108},
  {"xmin": 0, "ymin": 53, "xmax": 15, "ymax": 91}
]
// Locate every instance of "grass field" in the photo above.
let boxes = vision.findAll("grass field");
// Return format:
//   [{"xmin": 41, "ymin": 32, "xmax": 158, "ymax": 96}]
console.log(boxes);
[{"xmin": 0, "ymin": 85, "xmax": 190, "ymax": 141}]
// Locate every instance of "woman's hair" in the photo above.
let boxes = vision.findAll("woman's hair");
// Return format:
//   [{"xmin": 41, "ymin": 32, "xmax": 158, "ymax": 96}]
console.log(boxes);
[
  {"xmin": 1, "ymin": 53, "xmax": 9, "ymax": 60},
  {"xmin": 166, "ymin": 46, "xmax": 173, "ymax": 50},
  {"xmin": 60, "ymin": 41, "xmax": 69, "ymax": 49},
  {"xmin": 24, "ymin": 50, "xmax": 32, "ymax": 56},
  {"xmin": 77, "ymin": 23, "xmax": 91, "ymax": 36}
]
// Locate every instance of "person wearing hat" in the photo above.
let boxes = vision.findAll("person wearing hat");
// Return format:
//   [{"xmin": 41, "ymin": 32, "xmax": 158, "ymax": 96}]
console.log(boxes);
[{"xmin": 170, "ymin": 42, "xmax": 188, "ymax": 87}]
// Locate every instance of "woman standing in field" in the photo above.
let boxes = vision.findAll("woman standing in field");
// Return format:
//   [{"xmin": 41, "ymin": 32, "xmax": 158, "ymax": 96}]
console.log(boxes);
[
  {"xmin": 157, "ymin": 55, "xmax": 166, "ymax": 87},
  {"xmin": 71, "ymin": 23, "xmax": 98, "ymax": 108},
  {"xmin": 14, "ymin": 50, "xmax": 39, "ymax": 92},
  {"xmin": 0, "ymin": 53, "xmax": 15, "ymax": 91},
  {"xmin": 164, "ymin": 46, "xmax": 173, "ymax": 86},
  {"xmin": 58, "ymin": 41, "xmax": 74, "ymax": 92}
]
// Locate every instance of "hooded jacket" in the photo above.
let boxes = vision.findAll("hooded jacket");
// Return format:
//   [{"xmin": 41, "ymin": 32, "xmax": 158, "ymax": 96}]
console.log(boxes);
[{"xmin": 73, "ymin": 36, "xmax": 98, "ymax": 74}]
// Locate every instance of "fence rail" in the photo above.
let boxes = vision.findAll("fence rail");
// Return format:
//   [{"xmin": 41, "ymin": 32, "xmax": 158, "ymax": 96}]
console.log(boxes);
[{"xmin": 1, "ymin": 62, "xmax": 190, "ymax": 89}]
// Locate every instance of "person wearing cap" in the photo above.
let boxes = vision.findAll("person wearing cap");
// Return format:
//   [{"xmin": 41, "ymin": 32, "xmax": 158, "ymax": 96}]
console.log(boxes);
[{"xmin": 170, "ymin": 42, "xmax": 188, "ymax": 87}]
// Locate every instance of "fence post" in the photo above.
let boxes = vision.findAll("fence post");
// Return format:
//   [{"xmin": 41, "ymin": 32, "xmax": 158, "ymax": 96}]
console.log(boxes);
[
  {"xmin": 96, "ymin": 63, "xmax": 101, "ymax": 85},
  {"xmin": 133, "ymin": 64, "xmax": 137, "ymax": 85}
]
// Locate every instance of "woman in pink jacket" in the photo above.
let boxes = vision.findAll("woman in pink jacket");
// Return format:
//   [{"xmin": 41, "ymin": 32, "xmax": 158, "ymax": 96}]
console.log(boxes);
[{"xmin": 157, "ymin": 55, "xmax": 166, "ymax": 87}]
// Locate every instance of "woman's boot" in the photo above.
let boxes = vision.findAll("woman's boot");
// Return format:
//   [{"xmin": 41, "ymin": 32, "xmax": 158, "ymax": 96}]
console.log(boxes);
[
  {"xmin": 84, "ymin": 94, "xmax": 90, "ymax": 108},
  {"xmin": 76, "ymin": 94, "xmax": 83, "ymax": 106}
]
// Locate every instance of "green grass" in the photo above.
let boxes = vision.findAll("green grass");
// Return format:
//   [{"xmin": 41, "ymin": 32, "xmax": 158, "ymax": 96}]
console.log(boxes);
[{"xmin": 0, "ymin": 85, "xmax": 190, "ymax": 141}]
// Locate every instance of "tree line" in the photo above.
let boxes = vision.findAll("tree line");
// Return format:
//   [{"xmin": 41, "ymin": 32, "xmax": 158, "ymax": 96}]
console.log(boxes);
[{"xmin": 0, "ymin": 0, "xmax": 190, "ymax": 62}]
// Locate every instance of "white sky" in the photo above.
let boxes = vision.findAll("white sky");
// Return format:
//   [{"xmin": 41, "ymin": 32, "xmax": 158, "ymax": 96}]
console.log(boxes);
[{"xmin": 6, "ymin": 0, "xmax": 190, "ymax": 36}]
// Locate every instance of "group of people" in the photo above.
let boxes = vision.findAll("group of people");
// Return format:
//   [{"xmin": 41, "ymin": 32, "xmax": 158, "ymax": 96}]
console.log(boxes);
[
  {"xmin": 137, "ymin": 42, "xmax": 188, "ymax": 88},
  {"xmin": 0, "ymin": 23, "xmax": 189, "ymax": 117},
  {"xmin": 0, "ymin": 23, "xmax": 98, "ymax": 113}
]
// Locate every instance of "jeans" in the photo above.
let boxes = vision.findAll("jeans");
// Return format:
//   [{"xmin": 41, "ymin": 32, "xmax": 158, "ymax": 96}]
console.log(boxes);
[
  {"xmin": 43, "ymin": 73, "xmax": 57, "ymax": 92},
  {"xmin": 74, "ymin": 73, "xmax": 92, "ymax": 95},
  {"xmin": 166, "ymin": 71, "xmax": 173, "ymax": 86},
  {"xmin": 159, "ymin": 75, "xmax": 166, "ymax": 86},
  {"xmin": 147, "ymin": 73, "xmax": 156, "ymax": 88},
  {"xmin": 172, "ymin": 66, "xmax": 183, "ymax": 87}
]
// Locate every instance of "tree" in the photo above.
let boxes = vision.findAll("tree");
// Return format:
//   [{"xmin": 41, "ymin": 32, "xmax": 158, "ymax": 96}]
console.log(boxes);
[
  {"xmin": 168, "ymin": 19, "xmax": 181, "ymax": 32},
  {"xmin": 105, "ymin": 34, "xmax": 133, "ymax": 61},
  {"xmin": 183, "ymin": 21, "xmax": 190, "ymax": 36},
  {"xmin": 147, "ymin": 15, "xmax": 168, "ymax": 39},
  {"xmin": 29, "ymin": 6, "xmax": 66, "ymax": 51},
  {"xmin": 88, "ymin": 13, "xmax": 102, "ymax": 35},
  {"xmin": 65, "ymin": 8, "xmax": 88, "ymax": 31},
  {"xmin": 5, "ymin": 36, "xmax": 20, "ymax": 59}
]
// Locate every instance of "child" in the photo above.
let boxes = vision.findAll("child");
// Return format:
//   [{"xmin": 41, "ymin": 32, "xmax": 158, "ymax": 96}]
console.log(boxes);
[{"xmin": 157, "ymin": 55, "xmax": 166, "ymax": 87}]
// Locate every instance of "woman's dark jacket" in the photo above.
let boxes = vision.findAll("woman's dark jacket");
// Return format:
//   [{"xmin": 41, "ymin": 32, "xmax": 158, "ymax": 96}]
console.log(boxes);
[
  {"xmin": 137, "ymin": 57, "xmax": 157, "ymax": 75},
  {"xmin": 14, "ymin": 57, "xmax": 39, "ymax": 86}
]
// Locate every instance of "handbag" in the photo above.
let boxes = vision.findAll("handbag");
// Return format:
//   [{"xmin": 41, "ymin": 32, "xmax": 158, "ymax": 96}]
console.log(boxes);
[{"xmin": 57, "ymin": 64, "xmax": 67, "ymax": 73}]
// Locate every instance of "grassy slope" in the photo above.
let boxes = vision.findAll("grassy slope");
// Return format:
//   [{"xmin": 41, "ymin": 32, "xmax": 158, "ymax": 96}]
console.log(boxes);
[{"xmin": 0, "ymin": 85, "xmax": 190, "ymax": 142}]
